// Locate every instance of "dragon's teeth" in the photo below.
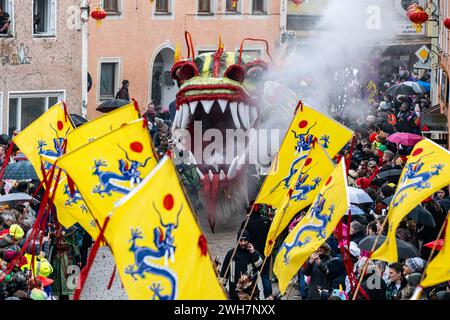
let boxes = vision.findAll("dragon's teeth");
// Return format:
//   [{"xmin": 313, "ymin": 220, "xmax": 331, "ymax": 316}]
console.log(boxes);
[
  {"xmin": 227, "ymin": 156, "xmax": 238, "ymax": 179},
  {"xmin": 230, "ymin": 102, "xmax": 240, "ymax": 129},
  {"xmin": 244, "ymin": 104, "xmax": 250, "ymax": 128},
  {"xmin": 180, "ymin": 104, "xmax": 190, "ymax": 129},
  {"xmin": 176, "ymin": 107, "xmax": 182, "ymax": 128},
  {"xmin": 238, "ymin": 102, "xmax": 250, "ymax": 129},
  {"xmin": 196, "ymin": 168, "xmax": 204, "ymax": 180},
  {"xmin": 220, "ymin": 170, "xmax": 226, "ymax": 180},
  {"xmin": 250, "ymin": 107, "xmax": 258, "ymax": 127},
  {"xmin": 208, "ymin": 170, "xmax": 214, "ymax": 182},
  {"xmin": 189, "ymin": 101, "xmax": 198, "ymax": 115},
  {"xmin": 202, "ymin": 100, "xmax": 214, "ymax": 114},
  {"xmin": 218, "ymin": 100, "xmax": 228, "ymax": 113},
  {"xmin": 172, "ymin": 110, "xmax": 180, "ymax": 130}
]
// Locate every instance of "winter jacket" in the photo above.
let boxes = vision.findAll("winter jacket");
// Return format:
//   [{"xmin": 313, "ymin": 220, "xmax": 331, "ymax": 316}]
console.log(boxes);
[
  {"xmin": 302, "ymin": 254, "xmax": 332, "ymax": 300},
  {"xmin": 220, "ymin": 247, "xmax": 263, "ymax": 300},
  {"xmin": 386, "ymin": 278, "xmax": 408, "ymax": 300},
  {"xmin": 21, "ymin": 253, "xmax": 53, "ymax": 277},
  {"xmin": 239, "ymin": 214, "xmax": 271, "ymax": 255},
  {"xmin": 350, "ymin": 231, "xmax": 366, "ymax": 245},
  {"xmin": 356, "ymin": 274, "xmax": 387, "ymax": 300}
]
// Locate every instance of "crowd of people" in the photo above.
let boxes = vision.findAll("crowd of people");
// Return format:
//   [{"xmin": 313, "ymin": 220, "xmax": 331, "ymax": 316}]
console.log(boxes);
[
  {"xmin": 1, "ymin": 69, "xmax": 449, "ymax": 300},
  {"xmin": 218, "ymin": 73, "xmax": 450, "ymax": 300}
]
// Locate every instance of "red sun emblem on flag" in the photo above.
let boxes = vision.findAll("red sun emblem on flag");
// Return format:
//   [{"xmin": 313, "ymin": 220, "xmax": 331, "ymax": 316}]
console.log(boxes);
[
  {"xmin": 57, "ymin": 121, "xmax": 64, "ymax": 130},
  {"xmin": 130, "ymin": 141, "xmax": 143, "ymax": 153},
  {"xmin": 412, "ymin": 148, "xmax": 423, "ymax": 157},
  {"xmin": 163, "ymin": 194, "xmax": 174, "ymax": 211},
  {"xmin": 299, "ymin": 120, "xmax": 308, "ymax": 129}
]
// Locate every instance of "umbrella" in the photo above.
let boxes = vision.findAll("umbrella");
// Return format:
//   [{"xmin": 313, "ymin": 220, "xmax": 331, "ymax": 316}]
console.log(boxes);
[
  {"xmin": 386, "ymin": 84, "xmax": 417, "ymax": 96},
  {"xmin": 3, "ymin": 161, "xmax": 39, "ymax": 180},
  {"xmin": 382, "ymin": 196, "xmax": 436, "ymax": 227},
  {"xmin": 0, "ymin": 192, "xmax": 40, "ymax": 204},
  {"xmin": 374, "ymin": 169, "xmax": 403, "ymax": 185},
  {"xmin": 403, "ymin": 81, "xmax": 427, "ymax": 94},
  {"xmin": 345, "ymin": 204, "xmax": 366, "ymax": 216},
  {"xmin": 348, "ymin": 187, "xmax": 374, "ymax": 204},
  {"xmin": 359, "ymin": 235, "xmax": 420, "ymax": 259},
  {"xmin": 387, "ymin": 132, "xmax": 424, "ymax": 147},
  {"xmin": 424, "ymin": 239, "xmax": 444, "ymax": 251},
  {"xmin": 96, "ymin": 99, "xmax": 129, "ymax": 113},
  {"xmin": 417, "ymin": 80, "xmax": 430, "ymax": 92},
  {"xmin": 70, "ymin": 114, "xmax": 88, "ymax": 127}
]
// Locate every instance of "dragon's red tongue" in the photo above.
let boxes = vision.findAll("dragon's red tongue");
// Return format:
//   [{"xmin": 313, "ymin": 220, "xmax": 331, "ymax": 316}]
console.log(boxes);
[{"xmin": 202, "ymin": 174, "xmax": 220, "ymax": 233}]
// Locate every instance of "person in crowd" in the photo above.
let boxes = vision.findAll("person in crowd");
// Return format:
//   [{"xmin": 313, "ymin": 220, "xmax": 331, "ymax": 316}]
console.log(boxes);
[
  {"xmin": 220, "ymin": 231, "xmax": 263, "ymax": 300},
  {"xmin": 301, "ymin": 243, "xmax": 332, "ymax": 300},
  {"xmin": 386, "ymin": 262, "xmax": 407, "ymax": 300},
  {"xmin": 0, "ymin": 9, "xmax": 11, "ymax": 34},
  {"xmin": 115, "ymin": 80, "xmax": 130, "ymax": 101},
  {"xmin": 403, "ymin": 257, "xmax": 426, "ymax": 276},
  {"xmin": 349, "ymin": 221, "xmax": 366, "ymax": 244}
]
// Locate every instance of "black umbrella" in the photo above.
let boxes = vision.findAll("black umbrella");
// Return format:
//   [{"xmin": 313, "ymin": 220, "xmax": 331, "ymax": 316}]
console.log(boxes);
[
  {"xmin": 3, "ymin": 161, "xmax": 39, "ymax": 180},
  {"xmin": 382, "ymin": 196, "xmax": 436, "ymax": 227},
  {"xmin": 386, "ymin": 84, "xmax": 417, "ymax": 97},
  {"xmin": 96, "ymin": 99, "xmax": 130, "ymax": 113},
  {"xmin": 69, "ymin": 114, "xmax": 88, "ymax": 128},
  {"xmin": 373, "ymin": 169, "xmax": 403, "ymax": 185},
  {"xmin": 359, "ymin": 235, "xmax": 420, "ymax": 260}
]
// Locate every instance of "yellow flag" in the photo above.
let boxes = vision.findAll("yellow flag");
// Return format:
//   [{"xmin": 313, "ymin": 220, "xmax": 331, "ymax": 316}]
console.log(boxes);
[
  {"xmin": 274, "ymin": 161, "xmax": 349, "ymax": 294},
  {"xmin": 256, "ymin": 103, "xmax": 353, "ymax": 209},
  {"xmin": 13, "ymin": 102, "xmax": 74, "ymax": 180},
  {"xmin": 371, "ymin": 139, "xmax": 450, "ymax": 263},
  {"xmin": 66, "ymin": 102, "xmax": 140, "ymax": 152},
  {"xmin": 56, "ymin": 119, "xmax": 158, "ymax": 226},
  {"xmin": 13, "ymin": 102, "xmax": 78, "ymax": 228},
  {"xmin": 420, "ymin": 218, "xmax": 450, "ymax": 288},
  {"xmin": 108, "ymin": 156, "xmax": 227, "ymax": 300},
  {"xmin": 264, "ymin": 143, "xmax": 335, "ymax": 256}
]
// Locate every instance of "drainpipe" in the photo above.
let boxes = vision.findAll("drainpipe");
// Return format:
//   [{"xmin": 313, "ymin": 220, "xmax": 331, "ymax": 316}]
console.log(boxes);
[{"xmin": 81, "ymin": 0, "xmax": 89, "ymax": 118}]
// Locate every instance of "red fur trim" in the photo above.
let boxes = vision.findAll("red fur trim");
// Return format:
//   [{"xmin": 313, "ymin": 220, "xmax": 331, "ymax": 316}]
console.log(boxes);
[{"xmin": 171, "ymin": 61, "xmax": 199, "ymax": 81}]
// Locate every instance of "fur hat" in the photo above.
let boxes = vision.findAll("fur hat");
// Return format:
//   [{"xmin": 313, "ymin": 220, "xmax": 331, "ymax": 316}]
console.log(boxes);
[{"xmin": 375, "ymin": 132, "xmax": 387, "ymax": 143}]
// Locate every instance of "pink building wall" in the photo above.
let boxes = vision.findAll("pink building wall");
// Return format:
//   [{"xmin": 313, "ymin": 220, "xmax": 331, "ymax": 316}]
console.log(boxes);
[{"xmin": 87, "ymin": 0, "xmax": 280, "ymax": 118}]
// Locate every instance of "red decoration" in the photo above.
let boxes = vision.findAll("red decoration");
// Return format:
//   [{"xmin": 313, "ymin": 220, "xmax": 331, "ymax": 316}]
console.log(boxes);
[
  {"xmin": 305, "ymin": 158, "xmax": 312, "ymax": 166},
  {"xmin": 413, "ymin": 148, "xmax": 423, "ymax": 157},
  {"xmin": 163, "ymin": 194, "xmax": 174, "ymax": 211},
  {"xmin": 91, "ymin": 7, "xmax": 107, "ymax": 26},
  {"xmin": 326, "ymin": 176, "xmax": 332, "ymax": 186},
  {"xmin": 198, "ymin": 234, "xmax": 208, "ymax": 256},
  {"xmin": 292, "ymin": 0, "xmax": 304, "ymax": 5},
  {"xmin": 232, "ymin": 0, "xmax": 239, "ymax": 9},
  {"xmin": 57, "ymin": 121, "xmax": 63, "ymax": 130},
  {"xmin": 444, "ymin": 18, "xmax": 450, "ymax": 30},
  {"xmin": 299, "ymin": 120, "xmax": 308, "ymax": 129},
  {"xmin": 130, "ymin": 141, "xmax": 143, "ymax": 153},
  {"xmin": 409, "ymin": 10, "xmax": 429, "ymax": 25}
]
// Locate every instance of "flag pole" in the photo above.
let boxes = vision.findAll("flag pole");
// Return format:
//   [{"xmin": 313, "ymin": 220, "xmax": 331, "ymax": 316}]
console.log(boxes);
[
  {"xmin": 411, "ymin": 210, "xmax": 450, "ymax": 300},
  {"xmin": 352, "ymin": 216, "xmax": 389, "ymax": 300}
]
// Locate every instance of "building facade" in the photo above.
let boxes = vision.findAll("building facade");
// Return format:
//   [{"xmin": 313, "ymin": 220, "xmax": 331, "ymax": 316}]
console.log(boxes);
[
  {"xmin": 0, "ymin": 0, "xmax": 83, "ymax": 135},
  {"xmin": 87, "ymin": 0, "xmax": 280, "ymax": 118}
]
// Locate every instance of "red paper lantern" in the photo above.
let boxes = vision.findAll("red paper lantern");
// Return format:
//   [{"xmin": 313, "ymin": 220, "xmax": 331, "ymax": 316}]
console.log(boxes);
[
  {"xmin": 444, "ymin": 17, "xmax": 450, "ymax": 30},
  {"xmin": 91, "ymin": 7, "xmax": 107, "ymax": 26},
  {"xmin": 292, "ymin": 0, "xmax": 304, "ymax": 4},
  {"xmin": 409, "ymin": 10, "xmax": 429, "ymax": 25}
]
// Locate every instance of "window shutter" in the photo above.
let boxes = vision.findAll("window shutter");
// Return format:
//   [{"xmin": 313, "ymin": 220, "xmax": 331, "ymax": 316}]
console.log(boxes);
[{"xmin": 50, "ymin": 0, "xmax": 56, "ymax": 35}]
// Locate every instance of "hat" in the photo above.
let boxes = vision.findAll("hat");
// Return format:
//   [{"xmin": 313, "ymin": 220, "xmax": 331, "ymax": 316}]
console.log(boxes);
[
  {"xmin": 356, "ymin": 178, "xmax": 370, "ymax": 190},
  {"xmin": 378, "ymin": 144, "xmax": 388, "ymax": 152},
  {"xmin": 9, "ymin": 224, "xmax": 24, "ymax": 240},
  {"xmin": 369, "ymin": 132, "xmax": 378, "ymax": 143},
  {"xmin": 349, "ymin": 241, "xmax": 361, "ymax": 258},
  {"xmin": 405, "ymin": 257, "xmax": 426, "ymax": 273},
  {"xmin": 319, "ymin": 242, "xmax": 331, "ymax": 255},
  {"xmin": 375, "ymin": 132, "xmax": 387, "ymax": 143},
  {"xmin": 238, "ymin": 230, "xmax": 252, "ymax": 242},
  {"xmin": 37, "ymin": 275, "xmax": 54, "ymax": 287}
]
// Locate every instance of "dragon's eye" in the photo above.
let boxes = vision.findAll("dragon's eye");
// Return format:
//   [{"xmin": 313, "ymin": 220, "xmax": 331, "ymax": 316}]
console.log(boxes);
[
  {"xmin": 171, "ymin": 61, "xmax": 199, "ymax": 84},
  {"xmin": 224, "ymin": 64, "xmax": 245, "ymax": 83},
  {"xmin": 243, "ymin": 62, "xmax": 267, "ymax": 82}
]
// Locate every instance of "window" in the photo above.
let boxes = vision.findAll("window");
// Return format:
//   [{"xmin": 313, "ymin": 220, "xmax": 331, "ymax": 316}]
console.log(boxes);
[
  {"xmin": 198, "ymin": 0, "xmax": 211, "ymax": 14},
  {"xmin": 100, "ymin": 62, "xmax": 119, "ymax": 100},
  {"xmin": 103, "ymin": 0, "xmax": 120, "ymax": 14},
  {"xmin": 226, "ymin": 0, "xmax": 240, "ymax": 13},
  {"xmin": 0, "ymin": 0, "xmax": 13, "ymax": 36},
  {"xmin": 252, "ymin": 0, "xmax": 267, "ymax": 14},
  {"xmin": 155, "ymin": 0, "xmax": 171, "ymax": 14},
  {"xmin": 238, "ymin": 49, "xmax": 263, "ymax": 60},
  {"xmin": 33, "ymin": 0, "xmax": 56, "ymax": 36},
  {"xmin": 8, "ymin": 92, "xmax": 63, "ymax": 135}
]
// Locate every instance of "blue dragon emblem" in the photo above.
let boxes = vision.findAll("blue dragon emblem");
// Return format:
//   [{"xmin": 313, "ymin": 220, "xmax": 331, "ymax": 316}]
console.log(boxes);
[
  {"xmin": 37, "ymin": 124, "xmax": 69, "ymax": 170},
  {"xmin": 291, "ymin": 175, "xmax": 322, "ymax": 202},
  {"xmin": 125, "ymin": 203, "xmax": 182, "ymax": 300},
  {"xmin": 282, "ymin": 191, "xmax": 334, "ymax": 265},
  {"xmin": 391, "ymin": 152, "xmax": 445, "ymax": 207},
  {"xmin": 91, "ymin": 145, "xmax": 152, "ymax": 197},
  {"xmin": 273, "ymin": 123, "xmax": 330, "ymax": 192},
  {"xmin": 63, "ymin": 184, "xmax": 88, "ymax": 213}
]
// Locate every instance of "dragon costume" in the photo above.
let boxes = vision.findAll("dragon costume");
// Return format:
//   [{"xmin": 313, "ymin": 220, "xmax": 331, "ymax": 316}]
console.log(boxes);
[{"xmin": 170, "ymin": 33, "xmax": 298, "ymax": 232}]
